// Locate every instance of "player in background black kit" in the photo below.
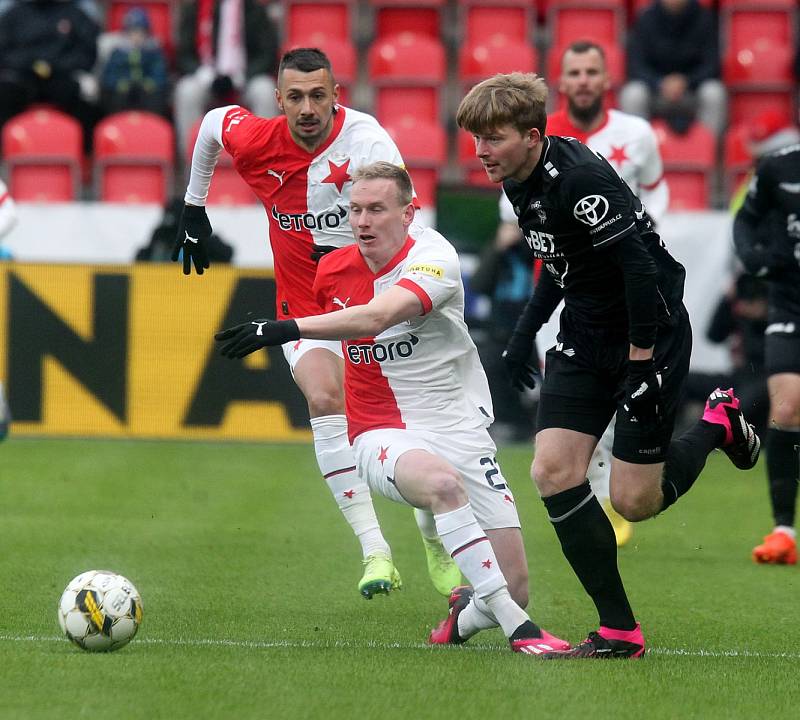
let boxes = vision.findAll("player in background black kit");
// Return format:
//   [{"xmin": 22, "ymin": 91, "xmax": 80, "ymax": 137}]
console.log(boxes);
[
  {"xmin": 456, "ymin": 72, "xmax": 761, "ymax": 659},
  {"xmin": 734, "ymin": 143, "xmax": 800, "ymax": 566}
]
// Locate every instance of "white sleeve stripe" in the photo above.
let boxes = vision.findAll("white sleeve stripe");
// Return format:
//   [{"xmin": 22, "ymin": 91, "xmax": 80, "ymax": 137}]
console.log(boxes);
[
  {"xmin": 184, "ymin": 106, "xmax": 236, "ymax": 206},
  {"xmin": 592, "ymin": 221, "xmax": 635, "ymax": 247}
]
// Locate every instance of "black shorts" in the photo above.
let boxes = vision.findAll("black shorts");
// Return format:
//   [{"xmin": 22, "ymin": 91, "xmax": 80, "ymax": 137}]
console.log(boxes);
[
  {"xmin": 764, "ymin": 317, "xmax": 800, "ymax": 375},
  {"xmin": 536, "ymin": 305, "xmax": 692, "ymax": 464}
]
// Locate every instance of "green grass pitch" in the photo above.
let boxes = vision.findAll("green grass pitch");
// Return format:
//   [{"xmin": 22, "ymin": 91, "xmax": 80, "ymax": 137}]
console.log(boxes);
[{"xmin": 1, "ymin": 437, "xmax": 798, "ymax": 719}]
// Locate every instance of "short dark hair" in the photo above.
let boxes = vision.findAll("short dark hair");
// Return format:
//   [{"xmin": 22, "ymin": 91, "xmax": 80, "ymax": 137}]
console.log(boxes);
[
  {"xmin": 278, "ymin": 47, "xmax": 333, "ymax": 79},
  {"xmin": 563, "ymin": 40, "xmax": 607, "ymax": 64}
]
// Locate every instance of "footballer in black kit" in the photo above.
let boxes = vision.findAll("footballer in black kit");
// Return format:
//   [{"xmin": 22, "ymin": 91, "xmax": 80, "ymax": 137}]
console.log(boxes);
[
  {"xmin": 504, "ymin": 135, "xmax": 690, "ymax": 463},
  {"xmin": 457, "ymin": 72, "xmax": 761, "ymax": 658},
  {"xmin": 734, "ymin": 142, "xmax": 800, "ymax": 565}
]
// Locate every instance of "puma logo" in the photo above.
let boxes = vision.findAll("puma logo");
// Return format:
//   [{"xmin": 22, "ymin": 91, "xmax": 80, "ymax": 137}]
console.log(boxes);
[
  {"xmin": 332, "ymin": 296, "xmax": 350, "ymax": 309},
  {"xmin": 267, "ymin": 169, "xmax": 286, "ymax": 185},
  {"xmin": 251, "ymin": 321, "xmax": 270, "ymax": 336},
  {"xmin": 185, "ymin": 231, "xmax": 198, "ymax": 244}
]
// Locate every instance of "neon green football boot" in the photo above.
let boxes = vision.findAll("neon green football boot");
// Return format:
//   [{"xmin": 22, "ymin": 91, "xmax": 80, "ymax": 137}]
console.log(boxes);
[
  {"xmin": 422, "ymin": 537, "xmax": 463, "ymax": 597},
  {"xmin": 358, "ymin": 553, "xmax": 402, "ymax": 599}
]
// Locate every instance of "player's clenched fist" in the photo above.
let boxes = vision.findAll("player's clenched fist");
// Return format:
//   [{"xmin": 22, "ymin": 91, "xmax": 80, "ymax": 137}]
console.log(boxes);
[
  {"xmin": 215, "ymin": 319, "xmax": 300, "ymax": 358},
  {"xmin": 172, "ymin": 204, "xmax": 212, "ymax": 275}
]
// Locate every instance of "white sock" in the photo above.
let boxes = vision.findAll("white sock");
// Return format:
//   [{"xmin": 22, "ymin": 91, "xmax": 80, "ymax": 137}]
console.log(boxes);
[
  {"xmin": 434, "ymin": 504, "xmax": 529, "ymax": 638},
  {"xmin": 457, "ymin": 595, "xmax": 499, "ymax": 639},
  {"xmin": 775, "ymin": 525, "xmax": 797, "ymax": 539},
  {"xmin": 414, "ymin": 508, "xmax": 439, "ymax": 541},
  {"xmin": 311, "ymin": 415, "xmax": 390, "ymax": 559}
]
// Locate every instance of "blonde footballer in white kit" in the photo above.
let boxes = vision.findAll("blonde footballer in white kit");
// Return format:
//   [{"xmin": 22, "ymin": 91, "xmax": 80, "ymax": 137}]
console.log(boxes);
[
  {"xmin": 214, "ymin": 161, "xmax": 570, "ymax": 654},
  {"xmin": 498, "ymin": 40, "xmax": 670, "ymax": 546}
]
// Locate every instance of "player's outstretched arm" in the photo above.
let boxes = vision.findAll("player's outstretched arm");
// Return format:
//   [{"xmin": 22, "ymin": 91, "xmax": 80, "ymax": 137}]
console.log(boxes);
[
  {"xmin": 172, "ymin": 106, "xmax": 233, "ymax": 275},
  {"xmin": 215, "ymin": 286, "xmax": 424, "ymax": 359}
]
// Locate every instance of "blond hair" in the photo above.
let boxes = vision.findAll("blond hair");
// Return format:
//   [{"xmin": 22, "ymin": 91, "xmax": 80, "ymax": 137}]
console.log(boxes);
[
  {"xmin": 456, "ymin": 73, "xmax": 548, "ymax": 136},
  {"xmin": 351, "ymin": 161, "xmax": 413, "ymax": 206}
]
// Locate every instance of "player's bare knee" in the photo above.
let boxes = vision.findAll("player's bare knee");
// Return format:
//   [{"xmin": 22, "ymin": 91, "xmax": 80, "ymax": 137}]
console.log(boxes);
[
  {"xmin": 532, "ymin": 454, "xmax": 577, "ymax": 497},
  {"xmin": 306, "ymin": 388, "xmax": 345, "ymax": 417},
  {"xmin": 770, "ymin": 406, "xmax": 800, "ymax": 429},
  {"xmin": 428, "ymin": 470, "xmax": 468, "ymax": 509},
  {"xmin": 612, "ymin": 491, "xmax": 657, "ymax": 522}
]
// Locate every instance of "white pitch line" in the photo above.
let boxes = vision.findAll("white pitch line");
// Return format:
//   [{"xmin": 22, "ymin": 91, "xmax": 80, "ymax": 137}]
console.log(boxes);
[{"xmin": 1, "ymin": 634, "xmax": 798, "ymax": 659}]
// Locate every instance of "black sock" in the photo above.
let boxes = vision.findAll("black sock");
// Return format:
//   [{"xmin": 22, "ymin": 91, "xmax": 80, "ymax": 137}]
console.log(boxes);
[
  {"xmin": 510, "ymin": 619, "xmax": 542, "ymax": 641},
  {"xmin": 660, "ymin": 420, "xmax": 723, "ymax": 512},
  {"xmin": 543, "ymin": 481, "xmax": 636, "ymax": 631},
  {"xmin": 766, "ymin": 428, "xmax": 800, "ymax": 527}
]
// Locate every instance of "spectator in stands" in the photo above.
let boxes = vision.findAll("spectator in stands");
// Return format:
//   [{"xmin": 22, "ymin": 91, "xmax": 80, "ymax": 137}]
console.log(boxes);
[
  {"xmin": 620, "ymin": 0, "xmax": 726, "ymax": 135},
  {"xmin": 174, "ymin": 0, "xmax": 279, "ymax": 160},
  {"xmin": 136, "ymin": 197, "xmax": 233, "ymax": 263},
  {"xmin": 0, "ymin": 0, "xmax": 101, "ymax": 151},
  {"xmin": 98, "ymin": 6, "xmax": 169, "ymax": 117},
  {"xmin": 470, "ymin": 219, "xmax": 537, "ymax": 444}
]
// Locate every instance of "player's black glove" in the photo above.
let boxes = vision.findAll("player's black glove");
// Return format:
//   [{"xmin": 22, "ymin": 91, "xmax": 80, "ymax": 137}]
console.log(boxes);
[
  {"xmin": 172, "ymin": 204, "xmax": 211, "ymax": 275},
  {"xmin": 215, "ymin": 318, "xmax": 301, "ymax": 358},
  {"xmin": 624, "ymin": 359, "xmax": 662, "ymax": 431},
  {"xmin": 502, "ymin": 331, "xmax": 539, "ymax": 391},
  {"xmin": 310, "ymin": 244, "xmax": 338, "ymax": 262}
]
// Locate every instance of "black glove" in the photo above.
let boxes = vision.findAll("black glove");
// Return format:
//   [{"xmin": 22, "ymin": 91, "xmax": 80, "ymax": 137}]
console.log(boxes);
[
  {"xmin": 310, "ymin": 244, "xmax": 338, "ymax": 262},
  {"xmin": 502, "ymin": 331, "xmax": 539, "ymax": 391},
  {"xmin": 215, "ymin": 319, "xmax": 300, "ymax": 359},
  {"xmin": 624, "ymin": 359, "xmax": 662, "ymax": 431},
  {"xmin": 172, "ymin": 204, "xmax": 211, "ymax": 275}
]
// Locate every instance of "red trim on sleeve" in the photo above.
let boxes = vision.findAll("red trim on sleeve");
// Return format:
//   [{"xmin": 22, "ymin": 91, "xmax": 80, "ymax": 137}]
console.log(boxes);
[
  {"xmin": 640, "ymin": 174, "xmax": 663, "ymax": 191},
  {"xmin": 396, "ymin": 278, "xmax": 432, "ymax": 315}
]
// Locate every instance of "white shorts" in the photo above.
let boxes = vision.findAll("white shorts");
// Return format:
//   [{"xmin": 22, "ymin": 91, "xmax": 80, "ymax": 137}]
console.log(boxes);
[
  {"xmin": 352, "ymin": 425, "xmax": 520, "ymax": 530},
  {"xmin": 281, "ymin": 338, "xmax": 343, "ymax": 376}
]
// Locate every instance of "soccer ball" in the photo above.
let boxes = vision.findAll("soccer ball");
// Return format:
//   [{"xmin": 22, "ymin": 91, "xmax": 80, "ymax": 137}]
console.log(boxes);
[{"xmin": 57, "ymin": 570, "xmax": 143, "ymax": 652}]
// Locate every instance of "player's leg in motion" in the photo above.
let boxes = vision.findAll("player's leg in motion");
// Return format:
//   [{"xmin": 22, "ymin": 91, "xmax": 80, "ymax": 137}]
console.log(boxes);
[
  {"xmin": 753, "ymin": 373, "xmax": 800, "ymax": 565},
  {"xmin": 587, "ymin": 421, "xmax": 632, "ymax": 547},
  {"xmin": 532, "ymin": 428, "xmax": 645, "ymax": 659},
  {"xmin": 413, "ymin": 508, "xmax": 464, "ymax": 597},
  {"xmin": 295, "ymin": 348, "xmax": 399, "ymax": 598},
  {"xmin": 389, "ymin": 450, "xmax": 568, "ymax": 654}
]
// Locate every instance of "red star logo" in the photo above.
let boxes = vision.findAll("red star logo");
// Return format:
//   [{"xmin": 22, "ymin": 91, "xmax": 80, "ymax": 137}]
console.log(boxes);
[
  {"xmin": 481, "ymin": 559, "xmax": 493, "ymax": 569},
  {"xmin": 293, "ymin": 339, "xmax": 303, "ymax": 351},
  {"xmin": 321, "ymin": 159, "xmax": 351, "ymax": 193},
  {"xmin": 377, "ymin": 446, "xmax": 389, "ymax": 465},
  {"xmin": 607, "ymin": 145, "xmax": 629, "ymax": 167},
  {"xmin": 343, "ymin": 489, "xmax": 355, "ymax": 499}
]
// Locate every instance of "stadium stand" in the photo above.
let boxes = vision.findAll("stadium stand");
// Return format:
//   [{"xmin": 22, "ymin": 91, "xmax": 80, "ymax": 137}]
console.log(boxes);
[
  {"xmin": 652, "ymin": 119, "xmax": 716, "ymax": 211},
  {"xmin": 459, "ymin": 36, "xmax": 538, "ymax": 91},
  {"xmin": 94, "ymin": 111, "xmax": 174, "ymax": 203},
  {"xmin": 459, "ymin": 0, "xmax": 535, "ymax": 45},
  {"xmin": 547, "ymin": 0, "xmax": 625, "ymax": 51},
  {"xmin": 368, "ymin": 32, "xmax": 446, "ymax": 126},
  {"xmin": 1, "ymin": 108, "xmax": 83, "ymax": 201},
  {"xmin": 284, "ymin": 0, "xmax": 354, "ymax": 45},
  {"xmin": 369, "ymin": 0, "xmax": 445, "ymax": 41}
]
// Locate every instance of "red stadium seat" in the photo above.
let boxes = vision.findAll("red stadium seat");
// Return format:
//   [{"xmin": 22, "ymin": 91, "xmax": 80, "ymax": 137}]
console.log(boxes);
[
  {"xmin": 368, "ymin": 33, "xmax": 446, "ymax": 124},
  {"xmin": 724, "ymin": 41, "xmax": 794, "ymax": 87},
  {"xmin": 458, "ymin": 130, "xmax": 495, "ymax": 188},
  {"xmin": 284, "ymin": 0, "xmax": 353, "ymax": 45},
  {"xmin": 1, "ymin": 108, "xmax": 82, "ymax": 201},
  {"xmin": 548, "ymin": 2, "xmax": 624, "ymax": 50},
  {"xmin": 729, "ymin": 91, "xmax": 795, "ymax": 128},
  {"xmin": 282, "ymin": 35, "xmax": 357, "ymax": 105},
  {"xmin": 107, "ymin": 1, "xmax": 173, "ymax": 55},
  {"xmin": 652, "ymin": 119, "xmax": 716, "ymax": 210},
  {"xmin": 459, "ymin": 37, "xmax": 537, "ymax": 89},
  {"xmin": 372, "ymin": 2, "xmax": 445, "ymax": 40},
  {"xmin": 723, "ymin": 122, "xmax": 754, "ymax": 199},
  {"xmin": 383, "ymin": 117, "xmax": 446, "ymax": 207},
  {"xmin": 185, "ymin": 121, "xmax": 256, "ymax": 206},
  {"xmin": 724, "ymin": 8, "xmax": 794, "ymax": 53},
  {"xmin": 94, "ymin": 111, "xmax": 174, "ymax": 204},
  {"xmin": 459, "ymin": 1, "xmax": 535, "ymax": 46}
]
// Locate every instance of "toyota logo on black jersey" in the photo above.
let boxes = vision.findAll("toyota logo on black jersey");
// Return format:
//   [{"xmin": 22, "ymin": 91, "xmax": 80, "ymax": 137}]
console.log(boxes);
[{"xmin": 573, "ymin": 195, "xmax": 610, "ymax": 226}]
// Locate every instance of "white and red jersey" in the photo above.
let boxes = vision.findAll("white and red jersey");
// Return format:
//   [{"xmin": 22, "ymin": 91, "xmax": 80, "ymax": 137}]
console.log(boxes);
[
  {"xmin": 312, "ymin": 225, "xmax": 494, "ymax": 443},
  {"xmin": 192, "ymin": 104, "xmax": 407, "ymax": 319},
  {"xmin": 501, "ymin": 108, "xmax": 668, "ymax": 224}
]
